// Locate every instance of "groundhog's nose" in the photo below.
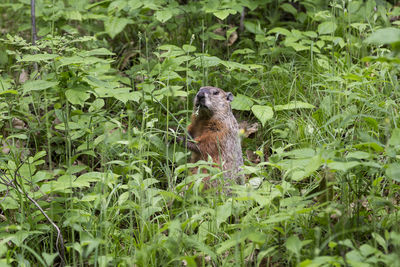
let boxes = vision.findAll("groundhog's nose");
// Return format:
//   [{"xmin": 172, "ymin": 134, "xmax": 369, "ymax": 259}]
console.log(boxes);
[
  {"xmin": 197, "ymin": 91, "xmax": 205, "ymax": 100},
  {"xmin": 197, "ymin": 88, "xmax": 210, "ymax": 99}
]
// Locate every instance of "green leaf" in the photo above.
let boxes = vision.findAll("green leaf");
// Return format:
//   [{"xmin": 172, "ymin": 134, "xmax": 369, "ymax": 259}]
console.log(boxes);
[
  {"xmin": 274, "ymin": 101, "xmax": 315, "ymax": 111},
  {"xmin": 244, "ymin": 21, "xmax": 263, "ymax": 35},
  {"xmin": 318, "ymin": 21, "xmax": 337, "ymax": 35},
  {"xmin": 268, "ymin": 27, "xmax": 291, "ymax": 36},
  {"xmin": 118, "ymin": 192, "xmax": 130, "ymax": 205},
  {"xmin": 104, "ymin": 17, "xmax": 130, "ymax": 39},
  {"xmin": 286, "ymin": 235, "xmax": 302, "ymax": 256},
  {"xmin": 65, "ymin": 88, "xmax": 89, "ymax": 106},
  {"xmin": 346, "ymin": 151, "xmax": 371, "ymax": 160},
  {"xmin": 155, "ymin": 9, "xmax": 173, "ymax": 23},
  {"xmin": 216, "ymin": 202, "xmax": 232, "ymax": 228},
  {"xmin": 0, "ymin": 90, "xmax": 18, "ymax": 96},
  {"xmin": 213, "ymin": 9, "xmax": 236, "ymax": 20},
  {"xmin": 19, "ymin": 54, "xmax": 58, "ymax": 62},
  {"xmin": 231, "ymin": 94, "xmax": 253, "ymax": 111},
  {"xmin": 280, "ymin": 3, "xmax": 297, "ymax": 16},
  {"xmin": 386, "ymin": 163, "xmax": 400, "ymax": 182},
  {"xmin": 113, "ymin": 88, "xmax": 142, "ymax": 103},
  {"xmin": 328, "ymin": 161, "xmax": 361, "ymax": 172},
  {"xmin": 80, "ymin": 48, "xmax": 115, "ymax": 57},
  {"xmin": 364, "ymin": 28, "xmax": 400, "ymax": 45},
  {"xmin": 286, "ymin": 42, "xmax": 309, "ymax": 51},
  {"xmin": 182, "ymin": 45, "xmax": 196, "ymax": 53},
  {"xmin": 191, "ymin": 56, "xmax": 222, "ymax": 68},
  {"xmin": 388, "ymin": 128, "xmax": 400, "ymax": 146},
  {"xmin": 251, "ymin": 105, "xmax": 274, "ymax": 127},
  {"xmin": 22, "ymin": 80, "xmax": 58, "ymax": 94}
]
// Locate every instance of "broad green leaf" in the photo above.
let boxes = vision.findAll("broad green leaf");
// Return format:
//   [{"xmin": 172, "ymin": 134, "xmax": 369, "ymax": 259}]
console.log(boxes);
[
  {"xmin": 65, "ymin": 88, "xmax": 89, "ymax": 106},
  {"xmin": 182, "ymin": 45, "xmax": 196, "ymax": 53},
  {"xmin": 213, "ymin": 9, "xmax": 236, "ymax": 20},
  {"xmin": 386, "ymin": 163, "xmax": 400, "ymax": 182},
  {"xmin": 231, "ymin": 94, "xmax": 253, "ymax": 111},
  {"xmin": 118, "ymin": 192, "xmax": 130, "ymax": 205},
  {"xmin": 155, "ymin": 9, "xmax": 173, "ymax": 23},
  {"xmin": 104, "ymin": 17, "xmax": 130, "ymax": 39},
  {"xmin": 42, "ymin": 252, "xmax": 58, "ymax": 267},
  {"xmin": 274, "ymin": 101, "xmax": 315, "ymax": 111},
  {"xmin": 216, "ymin": 202, "xmax": 232, "ymax": 228},
  {"xmin": 191, "ymin": 56, "xmax": 221, "ymax": 68},
  {"xmin": 388, "ymin": 128, "xmax": 400, "ymax": 146},
  {"xmin": 318, "ymin": 21, "xmax": 337, "ymax": 35},
  {"xmin": 244, "ymin": 21, "xmax": 263, "ymax": 35},
  {"xmin": 286, "ymin": 235, "xmax": 302, "ymax": 256},
  {"xmin": 128, "ymin": 0, "xmax": 143, "ymax": 9},
  {"xmin": 221, "ymin": 61, "xmax": 250, "ymax": 71},
  {"xmin": 364, "ymin": 28, "xmax": 400, "ymax": 45},
  {"xmin": 19, "ymin": 54, "xmax": 58, "ymax": 62},
  {"xmin": 89, "ymin": 99, "xmax": 105, "ymax": 111},
  {"xmin": 328, "ymin": 161, "xmax": 361, "ymax": 172},
  {"xmin": 113, "ymin": 88, "xmax": 143, "ymax": 103},
  {"xmin": 23, "ymin": 80, "xmax": 58, "ymax": 94},
  {"xmin": 346, "ymin": 151, "xmax": 371, "ymax": 160},
  {"xmin": 286, "ymin": 42, "xmax": 309, "ymax": 51},
  {"xmin": 251, "ymin": 105, "xmax": 274, "ymax": 127},
  {"xmin": 268, "ymin": 27, "xmax": 291, "ymax": 36}
]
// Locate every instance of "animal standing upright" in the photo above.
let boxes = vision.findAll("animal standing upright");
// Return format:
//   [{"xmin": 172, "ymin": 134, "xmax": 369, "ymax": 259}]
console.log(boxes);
[{"xmin": 181, "ymin": 86, "xmax": 244, "ymax": 187}]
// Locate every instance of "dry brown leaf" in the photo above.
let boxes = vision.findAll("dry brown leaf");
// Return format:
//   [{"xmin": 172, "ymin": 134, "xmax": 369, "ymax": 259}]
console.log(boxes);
[
  {"xmin": 239, "ymin": 121, "xmax": 259, "ymax": 138},
  {"xmin": 19, "ymin": 69, "xmax": 29, "ymax": 84},
  {"xmin": 228, "ymin": 30, "xmax": 238, "ymax": 46}
]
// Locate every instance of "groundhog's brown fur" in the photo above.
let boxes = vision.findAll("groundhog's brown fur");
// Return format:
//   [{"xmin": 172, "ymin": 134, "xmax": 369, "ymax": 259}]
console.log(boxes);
[{"xmin": 183, "ymin": 86, "xmax": 244, "ymax": 186}]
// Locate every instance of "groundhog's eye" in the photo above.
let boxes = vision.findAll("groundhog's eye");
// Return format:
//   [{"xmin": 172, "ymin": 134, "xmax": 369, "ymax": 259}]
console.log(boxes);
[{"xmin": 213, "ymin": 91, "xmax": 219, "ymax": 95}]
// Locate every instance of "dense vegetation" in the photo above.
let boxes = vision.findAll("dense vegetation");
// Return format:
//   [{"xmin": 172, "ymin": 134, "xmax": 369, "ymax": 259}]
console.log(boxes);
[{"xmin": 1, "ymin": 0, "xmax": 400, "ymax": 266}]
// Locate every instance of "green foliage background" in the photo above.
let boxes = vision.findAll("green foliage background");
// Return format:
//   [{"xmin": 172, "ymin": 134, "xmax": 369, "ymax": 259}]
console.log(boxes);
[{"xmin": 1, "ymin": 0, "xmax": 400, "ymax": 266}]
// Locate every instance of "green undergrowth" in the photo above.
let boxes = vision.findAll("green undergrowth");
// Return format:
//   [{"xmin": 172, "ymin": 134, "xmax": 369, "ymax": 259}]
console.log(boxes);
[{"xmin": 1, "ymin": 0, "xmax": 400, "ymax": 266}]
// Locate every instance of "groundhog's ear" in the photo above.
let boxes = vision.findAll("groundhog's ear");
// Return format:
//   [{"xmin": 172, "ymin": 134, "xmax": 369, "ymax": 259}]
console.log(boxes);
[{"xmin": 226, "ymin": 92, "xmax": 234, "ymax": 102}]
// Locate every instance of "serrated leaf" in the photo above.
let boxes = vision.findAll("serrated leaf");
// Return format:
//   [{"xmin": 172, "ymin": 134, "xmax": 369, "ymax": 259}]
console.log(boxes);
[
  {"xmin": 22, "ymin": 80, "xmax": 58, "ymax": 94},
  {"xmin": 105, "ymin": 17, "xmax": 130, "ymax": 39},
  {"xmin": 251, "ymin": 105, "xmax": 273, "ymax": 127},
  {"xmin": 318, "ymin": 21, "xmax": 337, "ymax": 35},
  {"xmin": 231, "ymin": 94, "xmax": 253, "ymax": 111},
  {"xmin": 364, "ymin": 28, "xmax": 400, "ymax": 45},
  {"xmin": 274, "ymin": 101, "xmax": 315, "ymax": 111}
]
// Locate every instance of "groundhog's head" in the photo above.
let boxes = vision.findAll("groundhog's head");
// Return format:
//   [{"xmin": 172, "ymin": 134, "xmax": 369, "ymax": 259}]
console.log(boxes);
[{"xmin": 194, "ymin": 86, "xmax": 234, "ymax": 117}]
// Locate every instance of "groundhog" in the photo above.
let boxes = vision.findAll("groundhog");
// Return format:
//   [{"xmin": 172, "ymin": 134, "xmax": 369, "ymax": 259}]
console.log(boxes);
[{"xmin": 180, "ymin": 86, "xmax": 244, "ymax": 186}]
